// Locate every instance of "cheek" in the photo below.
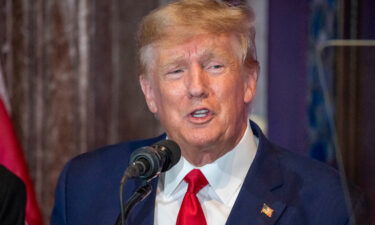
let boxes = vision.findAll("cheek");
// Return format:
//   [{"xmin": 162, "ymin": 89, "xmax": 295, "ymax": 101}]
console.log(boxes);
[
  {"xmin": 155, "ymin": 82, "xmax": 186, "ymax": 111},
  {"xmin": 213, "ymin": 84, "xmax": 241, "ymax": 118},
  {"xmin": 216, "ymin": 80, "xmax": 249, "ymax": 120},
  {"xmin": 218, "ymin": 77, "xmax": 245, "ymax": 102}
]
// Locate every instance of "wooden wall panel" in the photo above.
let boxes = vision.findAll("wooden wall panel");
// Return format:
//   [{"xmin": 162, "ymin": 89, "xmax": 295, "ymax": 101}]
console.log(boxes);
[
  {"xmin": 88, "ymin": 0, "xmax": 114, "ymax": 149},
  {"xmin": 115, "ymin": 0, "xmax": 161, "ymax": 142},
  {"xmin": 0, "ymin": 0, "xmax": 161, "ymax": 223}
]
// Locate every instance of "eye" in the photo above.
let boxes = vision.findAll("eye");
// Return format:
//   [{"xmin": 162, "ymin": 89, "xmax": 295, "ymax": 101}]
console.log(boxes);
[
  {"xmin": 206, "ymin": 63, "xmax": 225, "ymax": 74},
  {"xmin": 165, "ymin": 67, "xmax": 185, "ymax": 79},
  {"xmin": 210, "ymin": 64, "xmax": 223, "ymax": 69},
  {"xmin": 168, "ymin": 69, "xmax": 184, "ymax": 74}
]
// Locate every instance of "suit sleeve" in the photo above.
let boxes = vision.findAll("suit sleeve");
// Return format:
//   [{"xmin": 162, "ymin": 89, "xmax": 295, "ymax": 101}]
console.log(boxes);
[
  {"xmin": 0, "ymin": 166, "xmax": 26, "ymax": 225},
  {"xmin": 50, "ymin": 161, "xmax": 71, "ymax": 225}
]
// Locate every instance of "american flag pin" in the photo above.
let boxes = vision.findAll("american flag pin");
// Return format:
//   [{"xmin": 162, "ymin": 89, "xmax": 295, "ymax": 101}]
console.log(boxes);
[{"xmin": 261, "ymin": 203, "xmax": 274, "ymax": 218}]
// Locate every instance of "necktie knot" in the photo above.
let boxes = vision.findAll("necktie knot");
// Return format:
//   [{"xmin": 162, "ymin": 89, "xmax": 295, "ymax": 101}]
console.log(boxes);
[{"xmin": 184, "ymin": 169, "xmax": 208, "ymax": 194}]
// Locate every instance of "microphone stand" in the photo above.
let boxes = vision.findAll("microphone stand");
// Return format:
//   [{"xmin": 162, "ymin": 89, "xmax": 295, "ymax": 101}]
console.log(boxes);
[{"xmin": 115, "ymin": 181, "xmax": 152, "ymax": 225}]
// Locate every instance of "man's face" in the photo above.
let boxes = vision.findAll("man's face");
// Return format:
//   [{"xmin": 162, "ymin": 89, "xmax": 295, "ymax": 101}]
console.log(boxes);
[{"xmin": 140, "ymin": 33, "xmax": 256, "ymax": 164}]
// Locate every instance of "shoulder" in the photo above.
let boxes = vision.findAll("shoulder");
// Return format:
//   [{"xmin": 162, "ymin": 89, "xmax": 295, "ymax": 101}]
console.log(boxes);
[
  {"xmin": 51, "ymin": 135, "xmax": 165, "ymax": 224},
  {"xmin": 54, "ymin": 135, "xmax": 165, "ymax": 194},
  {"xmin": 276, "ymin": 146, "xmax": 342, "ymax": 186},
  {"xmin": 252, "ymin": 136, "xmax": 351, "ymax": 223},
  {"xmin": 251, "ymin": 121, "xmax": 350, "ymax": 220},
  {"xmin": 276, "ymin": 147, "xmax": 352, "ymax": 223},
  {"xmin": 62, "ymin": 134, "xmax": 166, "ymax": 178},
  {"xmin": 258, "ymin": 130, "xmax": 344, "ymax": 193},
  {"xmin": 251, "ymin": 121, "xmax": 342, "ymax": 189}
]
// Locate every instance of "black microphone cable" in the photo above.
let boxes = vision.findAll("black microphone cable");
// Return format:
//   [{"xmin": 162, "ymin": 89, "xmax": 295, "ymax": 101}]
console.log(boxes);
[{"xmin": 116, "ymin": 180, "xmax": 151, "ymax": 225}]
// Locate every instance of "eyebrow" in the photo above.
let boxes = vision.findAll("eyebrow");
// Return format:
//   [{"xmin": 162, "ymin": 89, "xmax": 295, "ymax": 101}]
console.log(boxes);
[
  {"xmin": 160, "ymin": 47, "xmax": 230, "ymax": 70},
  {"xmin": 199, "ymin": 47, "xmax": 233, "ymax": 63},
  {"xmin": 160, "ymin": 57, "xmax": 186, "ymax": 71}
]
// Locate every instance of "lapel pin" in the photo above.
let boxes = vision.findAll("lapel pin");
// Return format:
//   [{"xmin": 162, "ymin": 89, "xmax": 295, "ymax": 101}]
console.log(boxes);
[{"xmin": 261, "ymin": 203, "xmax": 274, "ymax": 218}]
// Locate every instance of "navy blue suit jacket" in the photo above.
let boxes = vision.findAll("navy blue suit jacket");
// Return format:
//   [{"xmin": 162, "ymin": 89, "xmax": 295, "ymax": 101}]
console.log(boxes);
[{"xmin": 51, "ymin": 121, "xmax": 353, "ymax": 225}]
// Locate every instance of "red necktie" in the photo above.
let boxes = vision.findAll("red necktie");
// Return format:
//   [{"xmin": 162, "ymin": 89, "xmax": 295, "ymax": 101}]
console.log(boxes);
[{"xmin": 176, "ymin": 169, "xmax": 208, "ymax": 225}]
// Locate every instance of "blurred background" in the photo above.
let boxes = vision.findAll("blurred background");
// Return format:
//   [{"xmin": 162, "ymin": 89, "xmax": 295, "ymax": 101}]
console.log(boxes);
[{"xmin": 0, "ymin": 0, "xmax": 374, "ymax": 224}]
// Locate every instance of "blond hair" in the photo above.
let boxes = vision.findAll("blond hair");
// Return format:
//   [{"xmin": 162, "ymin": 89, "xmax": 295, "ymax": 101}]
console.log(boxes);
[{"xmin": 137, "ymin": 0, "xmax": 258, "ymax": 74}]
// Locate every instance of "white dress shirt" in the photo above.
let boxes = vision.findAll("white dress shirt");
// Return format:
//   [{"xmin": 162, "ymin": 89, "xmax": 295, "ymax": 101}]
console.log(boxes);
[{"xmin": 154, "ymin": 123, "xmax": 258, "ymax": 225}]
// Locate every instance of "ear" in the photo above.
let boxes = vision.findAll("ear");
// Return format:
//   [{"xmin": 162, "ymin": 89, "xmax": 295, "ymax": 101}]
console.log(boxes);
[
  {"xmin": 243, "ymin": 69, "xmax": 257, "ymax": 104},
  {"xmin": 139, "ymin": 74, "xmax": 158, "ymax": 113}
]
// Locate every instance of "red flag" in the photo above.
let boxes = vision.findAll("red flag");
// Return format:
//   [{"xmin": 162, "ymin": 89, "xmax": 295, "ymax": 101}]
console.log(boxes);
[{"xmin": 0, "ymin": 71, "xmax": 43, "ymax": 224}]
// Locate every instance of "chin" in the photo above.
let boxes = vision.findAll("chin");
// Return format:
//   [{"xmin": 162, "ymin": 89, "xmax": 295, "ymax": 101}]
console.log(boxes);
[{"xmin": 183, "ymin": 134, "xmax": 219, "ymax": 149}]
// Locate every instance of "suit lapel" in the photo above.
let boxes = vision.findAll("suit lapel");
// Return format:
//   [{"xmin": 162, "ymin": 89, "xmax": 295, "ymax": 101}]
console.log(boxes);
[{"xmin": 225, "ymin": 121, "xmax": 287, "ymax": 225}]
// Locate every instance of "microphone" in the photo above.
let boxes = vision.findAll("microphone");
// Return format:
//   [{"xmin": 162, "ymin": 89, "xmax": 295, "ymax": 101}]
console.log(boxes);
[{"xmin": 122, "ymin": 140, "xmax": 181, "ymax": 181}]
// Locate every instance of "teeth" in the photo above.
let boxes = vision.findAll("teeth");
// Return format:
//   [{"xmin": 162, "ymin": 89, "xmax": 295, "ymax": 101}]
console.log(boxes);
[
  {"xmin": 195, "ymin": 109, "xmax": 208, "ymax": 114},
  {"xmin": 192, "ymin": 109, "xmax": 209, "ymax": 118}
]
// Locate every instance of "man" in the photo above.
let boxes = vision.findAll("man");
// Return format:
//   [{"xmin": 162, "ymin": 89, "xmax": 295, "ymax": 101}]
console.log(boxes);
[{"xmin": 51, "ymin": 0, "xmax": 353, "ymax": 224}]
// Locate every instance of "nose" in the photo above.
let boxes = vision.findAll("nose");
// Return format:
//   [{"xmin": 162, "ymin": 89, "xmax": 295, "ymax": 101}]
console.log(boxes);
[{"xmin": 186, "ymin": 64, "xmax": 208, "ymax": 99}]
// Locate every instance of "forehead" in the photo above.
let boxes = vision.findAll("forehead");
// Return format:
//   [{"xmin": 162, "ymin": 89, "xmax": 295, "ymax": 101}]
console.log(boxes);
[{"xmin": 153, "ymin": 33, "xmax": 240, "ymax": 65}]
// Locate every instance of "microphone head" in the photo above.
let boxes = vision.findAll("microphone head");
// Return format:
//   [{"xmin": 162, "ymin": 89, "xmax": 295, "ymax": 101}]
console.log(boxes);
[
  {"xmin": 152, "ymin": 140, "xmax": 181, "ymax": 172},
  {"xmin": 129, "ymin": 139, "xmax": 181, "ymax": 180}
]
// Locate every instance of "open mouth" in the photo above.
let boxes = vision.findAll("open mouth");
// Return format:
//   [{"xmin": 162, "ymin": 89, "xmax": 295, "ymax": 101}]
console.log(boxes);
[{"xmin": 191, "ymin": 109, "xmax": 210, "ymax": 118}]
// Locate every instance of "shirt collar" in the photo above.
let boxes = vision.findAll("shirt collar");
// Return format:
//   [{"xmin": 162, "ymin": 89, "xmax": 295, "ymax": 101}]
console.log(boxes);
[{"xmin": 163, "ymin": 122, "xmax": 258, "ymax": 206}]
